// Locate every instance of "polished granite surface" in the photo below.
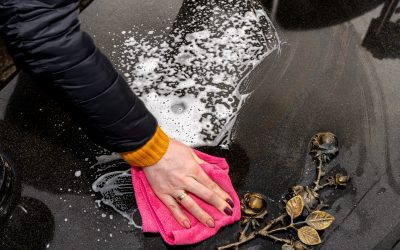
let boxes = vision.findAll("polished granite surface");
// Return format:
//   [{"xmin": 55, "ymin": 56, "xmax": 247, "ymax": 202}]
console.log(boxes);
[{"xmin": 1, "ymin": 0, "xmax": 400, "ymax": 249}]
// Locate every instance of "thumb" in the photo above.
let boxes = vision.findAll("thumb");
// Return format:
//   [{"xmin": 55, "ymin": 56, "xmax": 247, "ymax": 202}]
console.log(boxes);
[{"xmin": 191, "ymin": 150, "xmax": 206, "ymax": 165}]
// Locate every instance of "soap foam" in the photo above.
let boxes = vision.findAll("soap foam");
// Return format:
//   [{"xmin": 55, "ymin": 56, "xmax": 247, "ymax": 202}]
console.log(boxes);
[
  {"xmin": 92, "ymin": 0, "xmax": 281, "ymax": 226},
  {"xmin": 113, "ymin": 0, "xmax": 281, "ymax": 147},
  {"xmin": 91, "ymin": 160, "xmax": 142, "ymax": 228}
]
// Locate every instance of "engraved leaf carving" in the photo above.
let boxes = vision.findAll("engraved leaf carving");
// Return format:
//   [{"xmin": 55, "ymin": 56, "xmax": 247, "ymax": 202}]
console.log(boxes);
[
  {"xmin": 281, "ymin": 244, "xmax": 295, "ymax": 250},
  {"xmin": 306, "ymin": 211, "xmax": 335, "ymax": 230},
  {"xmin": 286, "ymin": 195, "xmax": 304, "ymax": 219},
  {"xmin": 297, "ymin": 226, "xmax": 322, "ymax": 246}
]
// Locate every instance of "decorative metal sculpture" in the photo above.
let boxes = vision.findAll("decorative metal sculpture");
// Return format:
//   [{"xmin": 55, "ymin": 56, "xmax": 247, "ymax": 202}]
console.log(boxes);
[{"xmin": 218, "ymin": 132, "xmax": 350, "ymax": 250}]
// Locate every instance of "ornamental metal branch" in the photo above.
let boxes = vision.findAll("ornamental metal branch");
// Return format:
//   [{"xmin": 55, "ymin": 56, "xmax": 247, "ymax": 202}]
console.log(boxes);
[{"xmin": 218, "ymin": 132, "xmax": 350, "ymax": 250}]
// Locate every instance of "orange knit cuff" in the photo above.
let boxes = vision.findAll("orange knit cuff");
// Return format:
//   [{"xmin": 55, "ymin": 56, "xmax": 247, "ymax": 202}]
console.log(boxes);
[{"xmin": 120, "ymin": 126, "xmax": 170, "ymax": 167}]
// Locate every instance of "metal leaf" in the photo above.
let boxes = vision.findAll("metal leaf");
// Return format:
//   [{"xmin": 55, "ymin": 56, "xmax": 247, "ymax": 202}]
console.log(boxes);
[
  {"xmin": 306, "ymin": 211, "xmax": 335, "ymax": 230},
  {"xmin": 286, "ymin": 195, "xmax": 304, "ymax": 219},
  {"xmin": 297, "ymin": 226, "xmax": 322, "ymax": 246}
]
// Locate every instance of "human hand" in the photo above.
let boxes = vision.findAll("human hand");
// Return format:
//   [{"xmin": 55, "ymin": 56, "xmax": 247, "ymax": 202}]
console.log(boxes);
[{"xmin": 143, "ymin": 139, "xmax": 234, "ymax": 229}]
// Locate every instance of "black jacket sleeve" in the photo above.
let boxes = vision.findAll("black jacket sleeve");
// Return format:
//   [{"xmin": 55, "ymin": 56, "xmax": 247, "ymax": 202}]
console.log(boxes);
[{"xmin": 0, "ymin": 0, "xmax": 158, "ymax": 152}]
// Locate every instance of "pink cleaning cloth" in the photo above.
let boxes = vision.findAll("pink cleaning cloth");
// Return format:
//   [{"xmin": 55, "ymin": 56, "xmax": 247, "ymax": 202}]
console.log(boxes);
[{"xmin": 130, "ymin": 150, "xmax": 241, "ymax": 245}]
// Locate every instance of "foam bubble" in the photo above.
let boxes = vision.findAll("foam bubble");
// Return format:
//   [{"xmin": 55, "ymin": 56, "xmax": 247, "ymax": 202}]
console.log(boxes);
[{"xmin": 74, "ymin": 170, "xmax": 81, "ymax": 177}]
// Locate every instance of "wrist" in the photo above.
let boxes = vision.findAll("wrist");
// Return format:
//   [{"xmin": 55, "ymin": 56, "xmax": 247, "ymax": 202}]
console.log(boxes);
[{"xmin": 120, "ymin": 126, "xmax": 170, "ymax": 167}]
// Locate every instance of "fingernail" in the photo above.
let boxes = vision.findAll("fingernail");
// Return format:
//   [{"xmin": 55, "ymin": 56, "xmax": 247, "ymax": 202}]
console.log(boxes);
[
  {"xmin": 206, "ymin": 219, "xmax": 215, "ymax": 228},
  {"xmin": 183, "ymin": 220, "xmax": 191, "ymax": 229},
  {"xmin": 224, "ymin": 207, "xmax": 233, "ymax": 216},
  {"xmin": 226, "ymin": 198, "xmax": 234, "ymax": 208}
]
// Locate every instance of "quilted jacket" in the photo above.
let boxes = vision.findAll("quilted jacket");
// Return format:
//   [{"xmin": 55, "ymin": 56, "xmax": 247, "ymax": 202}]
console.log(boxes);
[{"xmin": 0, "ymin": 0, "xmax": 162, "ymax": 156}]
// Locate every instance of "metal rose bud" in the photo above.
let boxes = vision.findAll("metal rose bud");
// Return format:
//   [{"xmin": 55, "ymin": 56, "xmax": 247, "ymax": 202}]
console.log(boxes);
[
  {"xmin": 289, "ymin": 185, "xmax": 319, "ymax": 210},
  {"xmin": 302, "ymin": 187, "xmax": 319, "ymax": 210},
  {"xmin": 335, "ymin": 173, "xmax": 350, "ymax": 186},
  {"xmin": 241, "ymin": 193, "xmax": 267, "ymax": 218},
  {"xmin": 290, "ymin": 185, "xmax": 305, "ymax": 195},
  {"xmin": 309, "ymin": 132, "xmax": 339, "ymax": 163}
]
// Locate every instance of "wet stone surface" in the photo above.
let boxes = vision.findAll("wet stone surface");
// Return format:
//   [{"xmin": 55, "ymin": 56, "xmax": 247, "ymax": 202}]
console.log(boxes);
[{"xmin": 1, "ymin": 0, "xmax": 400, "ymax": 249}]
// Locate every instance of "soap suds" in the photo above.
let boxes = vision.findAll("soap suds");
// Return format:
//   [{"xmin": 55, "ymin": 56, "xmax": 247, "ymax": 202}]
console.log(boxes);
[
  {"xmin": 93, "ymin": 0, "xmax": 281, "ymax": 227},
  {"xmin": 91, "ymin": 160, "xmax": 141, "ymax": 228},
  {"xmin": 113, "ymin": 0, "xmax": 281, "ymax": 147},
  {"xmin": 74, "ymin": 170, "xmax": 81, "ymax": 177}
]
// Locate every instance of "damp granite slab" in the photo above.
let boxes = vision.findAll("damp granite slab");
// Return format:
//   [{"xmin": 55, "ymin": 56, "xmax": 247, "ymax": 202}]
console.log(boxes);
[{"xmin": 0, "ymin": 0, "xmax": 400, "ymax": 249}]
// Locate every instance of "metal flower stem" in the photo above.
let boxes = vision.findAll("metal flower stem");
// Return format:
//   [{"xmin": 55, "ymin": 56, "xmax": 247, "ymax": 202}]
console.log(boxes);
[
  {"xmin": 313, "ymin": 155, "xmax": 325, "ymax": 191},
  {"xmin": 218, "ymin": 214, "xmax": 290, "ymax": 250}
]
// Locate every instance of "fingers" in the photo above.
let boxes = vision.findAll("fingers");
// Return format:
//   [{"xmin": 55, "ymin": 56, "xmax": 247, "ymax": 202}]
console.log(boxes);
[
  {"xmin": 194, "ymin": 167, "xmax": 235, "ymax": 209},
  {"xmin": 184, "ymin": 179, "xmax": 233, "ymax": 216},
  {"xmin": 159, "ymin": 195, "xmax": 191, "ymax": 229},
  {"xmin": 176, "ymin": 191, "xmax": 215, "ymax": 228}
]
